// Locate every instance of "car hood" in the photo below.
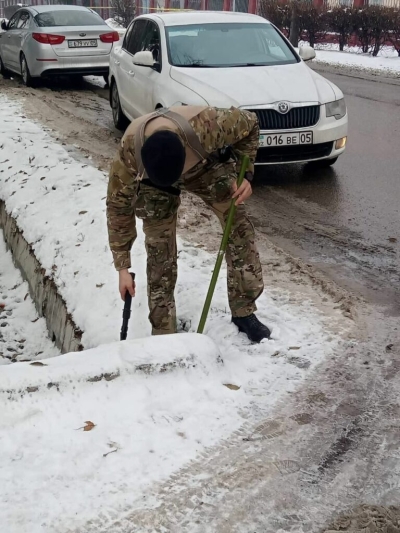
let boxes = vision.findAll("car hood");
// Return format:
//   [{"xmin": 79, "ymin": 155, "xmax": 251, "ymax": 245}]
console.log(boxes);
[{"xmin": 170, "ymin": 62, "xmax": 341, "ymax": 108}]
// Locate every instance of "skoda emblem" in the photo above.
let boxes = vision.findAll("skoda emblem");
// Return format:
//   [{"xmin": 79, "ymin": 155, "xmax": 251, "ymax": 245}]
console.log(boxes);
[
  {"xmin": 278, "ymin": 102, "xmax": 289, "ymax": 114},
  {"xmin": 79, "ymin": 32, "xmax": 87, "ymax": 37}
]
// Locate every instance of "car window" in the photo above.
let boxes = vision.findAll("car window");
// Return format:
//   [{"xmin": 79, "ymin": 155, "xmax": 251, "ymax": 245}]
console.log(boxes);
[
  {"xmin": 7, "ymin": 12, "xmax": 20, "ymax": 30},
  {"xmin": 34, "ymin": 10, "xmax": 105, "ymax": 27},
  {"xmin": 126, "ymin": 19, "xmax": 148, "ymax": 55},
  {"xmin": 139, "ymin": 21, "xmax": 161, "ymax": 64},
  {"xmin": 122, "ymin": 21, "xmax": 134, "ymax": 51},
  {"xmin": 17, "ymin": 12, "xmax": 30, "ymax": 29},
  {"xmin": 166, "ymin": 22, "xmax": 298, "ymax": 68}
]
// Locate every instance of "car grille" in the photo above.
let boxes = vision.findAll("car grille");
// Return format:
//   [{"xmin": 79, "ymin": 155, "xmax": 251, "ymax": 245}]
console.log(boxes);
[
  {"xmin": 249, "ymin": 106, "xmax": 320, "ymax": 130},
  {"xmin": 256, "ymin": 142, "xmax": 334, "ymax": 164}
]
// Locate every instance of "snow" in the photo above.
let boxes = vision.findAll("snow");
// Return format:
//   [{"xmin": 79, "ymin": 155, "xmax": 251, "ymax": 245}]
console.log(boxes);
[
  {"xmin": 301, "ymin": 42, "xmax": 400, "ymax": 75},
  {"xmin": 0, "ymin": 232, "xmax": 59, "ymax": 365},
  {"xmin": 0, "ymin": 94, "xmax": 343, "ymax": 532},
  {"xmin": 105, "ymin": 17, "xmax": 126, "ymax": 30}
]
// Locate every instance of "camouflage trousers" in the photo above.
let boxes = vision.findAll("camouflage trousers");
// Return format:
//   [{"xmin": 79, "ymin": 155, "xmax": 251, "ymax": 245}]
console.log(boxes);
[{"xmin": 134, "ymin": 164, "xmax": 264, "ymax": 335}]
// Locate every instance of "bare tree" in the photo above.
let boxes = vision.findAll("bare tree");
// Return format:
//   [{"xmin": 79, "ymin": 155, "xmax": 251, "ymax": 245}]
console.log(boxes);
[
  {"xmin": 110, "ymin": 0, "xmax": 135, "ymax": 28},
  {"xmin": 289, "ymin": 0, "xmax": 300, "ymax": 47},
  {"xmin": 354, "ymin": 6, "xmax": 394, "ymax": 56},
  {"xmin": 298, "ymin": 3, "xmax": 328, "ymax": 49},
  {"xmin": 326, "ymin": 7, "xmax": 357, "ymax": 52},
  {"xmin": 259, "ymin": 0, "xmax": 291, "ymax": 35},
  {"xmin": 388, "ymin": 8, "xmax": 400, "ymax": 57}
]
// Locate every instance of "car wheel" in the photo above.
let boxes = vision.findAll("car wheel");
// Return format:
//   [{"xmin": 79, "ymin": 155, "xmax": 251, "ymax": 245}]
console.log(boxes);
[
  {"xmin": 0, "ymin": 54, "xmax": 8, "ymax": 77},
  {"xmin": 111, "ymin": 81, "xmax": 127, "ymax": 130},
  {"xmin": 20, "ymin": 53, "xmax": 36, "ymax": 87},
  {"xmin": 308, "ymin": 157, "xmax": 338, "ymax": 169}
]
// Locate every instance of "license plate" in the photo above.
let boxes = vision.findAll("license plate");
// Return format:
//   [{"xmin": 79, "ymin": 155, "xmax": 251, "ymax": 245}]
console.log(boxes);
[
  {"xmin": 259, "ymin": 131, "xmax": 313, "ymax": 147},
  {"xmin": 68, "ymin": 39, "xmax": 97, "ymax": 48}
]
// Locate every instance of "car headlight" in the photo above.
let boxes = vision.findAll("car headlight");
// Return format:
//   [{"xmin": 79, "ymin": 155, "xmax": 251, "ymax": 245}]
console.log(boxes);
[{"xmin": 325, "ymin": 99, "xmax": 346, "ymax": 120}]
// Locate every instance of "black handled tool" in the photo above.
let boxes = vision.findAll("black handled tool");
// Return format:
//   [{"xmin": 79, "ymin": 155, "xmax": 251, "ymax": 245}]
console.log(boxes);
[{"xmin": 120, "ymin": 272, "xmax": 135, "ymax": 341}]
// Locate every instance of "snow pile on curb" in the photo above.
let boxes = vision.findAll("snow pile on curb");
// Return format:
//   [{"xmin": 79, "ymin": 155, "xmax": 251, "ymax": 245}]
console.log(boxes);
[
  {"xmin": 1, "ymin": 333, "xmax": 220, "ymax": 393},
  {"xmin": 304, "ymin": 43, "xmax": 400, "ymax": 76}
]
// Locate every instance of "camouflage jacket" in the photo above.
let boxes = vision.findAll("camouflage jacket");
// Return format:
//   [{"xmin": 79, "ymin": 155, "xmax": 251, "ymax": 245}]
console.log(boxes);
[{"xmin": 107, "ymin": 106, "xmax": 259, "ymax": 270}]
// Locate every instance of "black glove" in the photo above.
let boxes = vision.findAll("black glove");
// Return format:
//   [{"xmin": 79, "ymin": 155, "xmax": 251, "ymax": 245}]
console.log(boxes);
[{"xmin": 218, "ymin": 145, "xmax": 235, "ymax": 163}]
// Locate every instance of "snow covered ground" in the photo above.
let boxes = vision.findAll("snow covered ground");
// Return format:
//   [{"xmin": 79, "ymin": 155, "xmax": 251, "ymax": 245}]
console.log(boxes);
[
  {"xmin": 0, "ymin": 232, "xmax": 59, "ymax": 365},
  {"xmin": 304, "ymin": 43, "xmax": 400, "ymax": 76},
  {"xmin": 0, "ymin": 94, "xmax": 347, "ymax": 532}
]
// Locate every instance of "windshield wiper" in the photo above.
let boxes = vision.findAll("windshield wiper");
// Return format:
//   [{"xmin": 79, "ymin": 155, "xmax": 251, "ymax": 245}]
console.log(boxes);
[
  {"xmin": 176, "ymin": 63, "xmax": 270, "ymax": 68},
  {"xmin": 230, "ymin": 63, "xmax": 270, "ymax": 67},
  {"xmin": 177, "ymin": 63, "xmax": 219, "ymax": 68}
]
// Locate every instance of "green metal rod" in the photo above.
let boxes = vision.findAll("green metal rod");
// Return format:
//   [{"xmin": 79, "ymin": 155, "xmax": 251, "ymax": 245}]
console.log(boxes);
[{"xmin": 197, "ymin": 155, "xmax": 250, "ymax": 334}]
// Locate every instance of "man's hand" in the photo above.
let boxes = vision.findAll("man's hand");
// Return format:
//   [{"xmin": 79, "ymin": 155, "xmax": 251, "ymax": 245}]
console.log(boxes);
[
  {"xmin": 119, "ymin": 269, "xmax": 136, "ymax": 301},
  {"xmin": 232, "ymin": 177, "xmax": 253, "ymax": 206}
]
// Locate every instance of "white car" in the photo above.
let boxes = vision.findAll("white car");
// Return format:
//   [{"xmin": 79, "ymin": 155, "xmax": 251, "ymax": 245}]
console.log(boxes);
[{"xmin": 109, "ymin": 11, "xmax": 348, "ymax": 167}]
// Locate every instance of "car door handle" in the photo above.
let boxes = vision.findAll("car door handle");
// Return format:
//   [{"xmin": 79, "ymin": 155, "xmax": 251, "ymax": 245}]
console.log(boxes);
[
  {"xmin": 114, "ymin": 60, "xmax": 120, "ymax": 65},
  {"xmin": 128, "ymin": 70, "xmax": 135, "ymax": 77}
]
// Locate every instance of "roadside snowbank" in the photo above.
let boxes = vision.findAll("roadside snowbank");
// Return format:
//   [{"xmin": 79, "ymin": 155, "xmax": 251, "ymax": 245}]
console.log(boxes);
[
  {"xmin": 304, "ymin": 43, "xmax": 400, "ymax": 76},
  {"xmin": 0, "ymin": 94, "xmax": 345, "ymax": 532},
  {"xmin": 1, "ymin": 333, "xmax": 219, "ymax": 393}
]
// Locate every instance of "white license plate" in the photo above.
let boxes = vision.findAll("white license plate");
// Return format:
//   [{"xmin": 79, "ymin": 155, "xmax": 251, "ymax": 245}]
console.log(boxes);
[
  {"xmin": 68, "ymin": 39, "xmax": 98, "ymax": 48},
  {"xmin": 259, "ymin": 131, "xmax": 313, "ymax": 147}
]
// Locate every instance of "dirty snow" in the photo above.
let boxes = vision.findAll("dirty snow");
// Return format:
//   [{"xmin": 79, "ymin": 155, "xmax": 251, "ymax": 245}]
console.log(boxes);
[
  {"xmin": 0, "ymin": 232, "xmax": 59, "ymax": 365},
  {"xmin": 0, "ymin": 93, "xmax": 346, "ymax": 532}
]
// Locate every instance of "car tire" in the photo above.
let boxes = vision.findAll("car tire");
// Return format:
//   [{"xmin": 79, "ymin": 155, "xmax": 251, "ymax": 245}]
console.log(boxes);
[
  {"xmin": 0, "ymin": 54, "xmax": 8, "ymax": 77},
  {"xmin": 308, "ymin": 157, "xmax": 338, "ymax": 169},
  {"xmin": 111, "ymin": 81, "xmax": 127, "ymax": 130},
  {"xmin": 20, "ymin": 53, "xmax": 36, "ymax": 88}
]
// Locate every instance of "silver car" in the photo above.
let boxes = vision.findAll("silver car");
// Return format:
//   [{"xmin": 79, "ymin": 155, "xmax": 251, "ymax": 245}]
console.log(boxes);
[{"xmin": 0, "ymin": 5, "xmax": 119, "ymax": 86}]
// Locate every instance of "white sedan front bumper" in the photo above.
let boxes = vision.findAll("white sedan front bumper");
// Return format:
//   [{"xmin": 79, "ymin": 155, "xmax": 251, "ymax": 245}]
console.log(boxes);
[{"xmin": 244, "ymin": 104, "xmax": 348, "ymax": 165}]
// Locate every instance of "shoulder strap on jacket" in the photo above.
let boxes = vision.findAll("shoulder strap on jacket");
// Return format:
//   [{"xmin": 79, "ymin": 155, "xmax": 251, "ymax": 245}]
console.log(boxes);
[{"xmin": 161, "ymin": 110, "xmax": 208, "ymax": 161}]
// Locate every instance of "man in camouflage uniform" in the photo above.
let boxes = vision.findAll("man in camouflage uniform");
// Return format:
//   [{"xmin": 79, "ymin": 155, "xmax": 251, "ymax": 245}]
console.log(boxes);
[{"xmin": 107, "ymin": 106, "xmax": 271, "ymax": 343}]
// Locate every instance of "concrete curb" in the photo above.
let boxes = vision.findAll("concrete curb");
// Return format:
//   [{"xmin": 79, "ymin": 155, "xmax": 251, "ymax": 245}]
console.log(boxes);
[{"xmin": 0, "ymin": 200, "xmax": 83, "ymax": 354}]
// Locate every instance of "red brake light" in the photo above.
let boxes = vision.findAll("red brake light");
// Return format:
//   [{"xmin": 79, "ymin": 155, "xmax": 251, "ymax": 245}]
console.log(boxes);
[
  {"xmin": 100, "ymin": 31, "xmax": 120, "ymax": 43},
  {"xmin": 32, "ymin": 33, "xmax": 65, "ymax": 45}
]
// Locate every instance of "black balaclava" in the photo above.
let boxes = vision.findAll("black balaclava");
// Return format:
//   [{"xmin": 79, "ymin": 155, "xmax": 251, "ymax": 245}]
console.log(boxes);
[{"xmin": 141, "ymin": 131, "xmax": 186, "ymax": 186}]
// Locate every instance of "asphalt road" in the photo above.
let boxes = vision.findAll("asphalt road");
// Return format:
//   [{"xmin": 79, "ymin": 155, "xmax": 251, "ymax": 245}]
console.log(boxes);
[{"xmin": 251, "ymin": 68, "xmax": 400, "ymax": 315}]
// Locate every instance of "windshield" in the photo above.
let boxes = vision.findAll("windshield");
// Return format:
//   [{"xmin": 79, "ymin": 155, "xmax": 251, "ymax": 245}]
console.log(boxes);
[
  {"xmin": 34, "ymin": 10, "xmax": 105, "ymax": 27},
  {"xmin": 166, "ymin": 23, "xmax": 298, "ymax": 68}
]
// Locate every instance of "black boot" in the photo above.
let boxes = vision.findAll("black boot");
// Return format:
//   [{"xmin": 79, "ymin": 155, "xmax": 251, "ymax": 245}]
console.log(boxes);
[{"xmin": 232, "ymin": 314, "xmax": 271, "ymax": 343}]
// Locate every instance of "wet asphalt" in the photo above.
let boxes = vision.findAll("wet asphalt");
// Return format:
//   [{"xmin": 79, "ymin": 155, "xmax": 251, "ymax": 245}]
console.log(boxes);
[{"xmin": 251, "ymin": 68, "xmax": 400, "ymax": 314}]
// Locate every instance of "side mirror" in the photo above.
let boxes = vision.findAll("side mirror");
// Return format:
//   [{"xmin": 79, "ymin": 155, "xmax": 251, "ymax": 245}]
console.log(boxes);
[
  {"xmin": 1, "ymin": 20, "xmax": 8, "ymax": 31},
  {"xmin": 132, "ymin": 50, "xmax": 154, "ymax": 67},
  {"xmin": 299, "ymin": 45, "xmax": 316, "ymax": 62}
]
